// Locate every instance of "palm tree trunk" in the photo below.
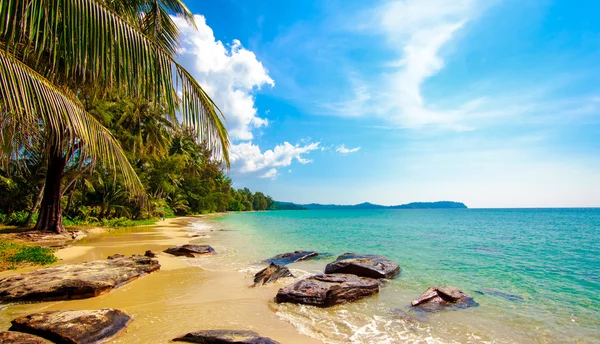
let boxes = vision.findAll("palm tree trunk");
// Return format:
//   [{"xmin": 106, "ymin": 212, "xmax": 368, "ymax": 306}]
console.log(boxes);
[
  {"xmin": 24, "ymin": 182, "xmax": 45, "ymax": 227},
  {"xmin": 34, "ymin": 146, "xmax": 67, "ymax": 233}
]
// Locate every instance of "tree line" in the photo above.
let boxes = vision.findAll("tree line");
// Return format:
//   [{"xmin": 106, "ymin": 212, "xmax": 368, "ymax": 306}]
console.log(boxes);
[{"xmin": 0, "ymin": 93, "xmax": 279, "ymax": 226}]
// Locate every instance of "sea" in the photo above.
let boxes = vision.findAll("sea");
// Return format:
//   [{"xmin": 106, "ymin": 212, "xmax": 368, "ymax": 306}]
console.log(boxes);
[{"xmin": 193, "ymin": 208, "xmax": 600, "ymax": 343}]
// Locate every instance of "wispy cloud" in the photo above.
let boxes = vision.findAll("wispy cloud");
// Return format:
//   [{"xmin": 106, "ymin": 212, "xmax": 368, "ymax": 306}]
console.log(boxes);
[{"xmin": 336, "ymin": 144, "xmax": 361, "ymax": 155}]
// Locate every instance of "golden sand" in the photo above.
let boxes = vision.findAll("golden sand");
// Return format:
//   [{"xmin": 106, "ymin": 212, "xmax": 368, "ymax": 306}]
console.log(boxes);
[{"xmin": 0, "ymin": 217, "xmax": 320, "ymax": 343}]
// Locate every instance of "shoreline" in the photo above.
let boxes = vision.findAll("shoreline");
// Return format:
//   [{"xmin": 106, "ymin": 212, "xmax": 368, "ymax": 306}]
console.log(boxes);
[{"xmin": 0, "ymin": 215, "xmax": 321, "ymax": 343}]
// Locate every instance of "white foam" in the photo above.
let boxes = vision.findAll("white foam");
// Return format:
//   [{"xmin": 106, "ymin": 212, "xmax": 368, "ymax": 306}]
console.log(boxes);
[{"xmin": 274, "ymin": 303, "xmax": 452, "ymax": 344}]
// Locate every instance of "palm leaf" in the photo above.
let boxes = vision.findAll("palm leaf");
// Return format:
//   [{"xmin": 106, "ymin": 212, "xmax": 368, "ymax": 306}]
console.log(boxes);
[
  {"xmin": 0, "ymin": 0, "xmax": 228, "ymax": 163},
  {"xmin": 0, "ymin": 48, "xmax": 144, "ymax": 195}
]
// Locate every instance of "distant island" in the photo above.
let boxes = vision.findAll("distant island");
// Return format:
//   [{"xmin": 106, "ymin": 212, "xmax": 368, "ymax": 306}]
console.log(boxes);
[{"xmin": 273, "ymin": 201, "xmax": 467, "ymax": 210}]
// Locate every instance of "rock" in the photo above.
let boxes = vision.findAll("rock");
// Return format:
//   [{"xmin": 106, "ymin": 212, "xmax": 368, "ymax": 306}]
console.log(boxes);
[
  {"xmin": 252, "ymin": 263, "xmax": 293, "ymax": 287},
  {"xmin": 0, "ymin": 331, "xmax": 53, "ymax": 343},
  {"xmin": 275, "ymin": 274, "xmax": 379, "ymax": 307},
  {"xmin": 324, "ymin": 253, "xmax": 400, "ymax": 279},
  {"xmin": 164, "ymin": 244, "xmax": 215, "ymax": 257},
  {"xmin": 0, "ymin": 254, "xmax": 160, "ymax": 302},
  {"xmin": 411, "ymin": 286, "xmax": 479, "ymax": 312},
  {"xmin": 265, "ymin": 251, "xmax": 318, "ymax": 265},
  {"xmin": 9, "ymin": 309, "xmax": 131, "ymax": 344},
  {"xmin": 173, "ymin": 329, "xmax": 279, "ymax": 343},
  {"xmin": 144, "ymin": 250, "xmax": 157, "ymax": 258},
  {"xmin": 70, "ymin": 231, "xmax": 86, "ymax": 241},
  {"xmin": 475, "ymin": 288, "xmax": 524, "ymax": 302}
]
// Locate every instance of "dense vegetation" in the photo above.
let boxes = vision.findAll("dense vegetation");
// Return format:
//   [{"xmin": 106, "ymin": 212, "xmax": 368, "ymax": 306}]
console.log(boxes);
[{"xmin": 0, "ymin": 94, "xmax": 277, "ymax": 227}]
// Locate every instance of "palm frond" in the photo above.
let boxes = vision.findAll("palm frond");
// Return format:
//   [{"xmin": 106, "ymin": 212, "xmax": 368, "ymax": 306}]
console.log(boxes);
[
  {"xmin": 0, "ymin": 49, "xmax": 144, "ymax": 195},
  {"xmin": 0, "ymin": 0, "xmax": 228, "ymax": 163}
]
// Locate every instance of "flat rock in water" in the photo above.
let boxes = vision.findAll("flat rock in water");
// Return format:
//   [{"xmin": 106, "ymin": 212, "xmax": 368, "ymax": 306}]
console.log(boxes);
[
  {"xmin": 411, "ymin": 286, "xmax": 479, "ymax": 312},
  {"xmin": 475, "ymin": 288, "xmax": 524, "ymax": 302},
  {"xmin": 173, "ymin": 329, "xmax": 279, "ymax": 344},
  {"xmin": 9, "ymin": 309, "xmax": 131, "ymax": 344},
  {"xmin": 265, "ymin": 251, "xmax": 318, "ymax": 265},
  {"xmin": 276, "ymin": 273, "xmax": 379, "ymax": 307},
  {"xmin": 164, "ymin": 244, "xmax": 215, "ymax": 257},
  {"xmin": 253, "ymin": 263, "xmax": 293, "ymax": 287},
  {"xmin": 324, "ymin": 253, "xmax": 400, "ymax": 279},
  {"xmin": 0, "ymin": 331, "xmax": 53, "ymax": 344},
  {"xmin": 0, "ymin": 255, "xmax": 160, "ymax": 302}
]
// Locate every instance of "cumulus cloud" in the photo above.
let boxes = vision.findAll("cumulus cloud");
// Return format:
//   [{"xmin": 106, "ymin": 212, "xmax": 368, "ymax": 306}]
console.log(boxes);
[
  {"xmin": 173, "ymin": 15, "xmax": 274, "ymax": 140},
  {"xmin": 230, "ymin": 141, "xmax": 320, "ymax": 176},
  {"xmin": 260, "ymin": 168, "xmax": 278, "ymax": 179},
  {"xmin": 336, "ymin": 144, "xmax": 361, "ymax": 155}
]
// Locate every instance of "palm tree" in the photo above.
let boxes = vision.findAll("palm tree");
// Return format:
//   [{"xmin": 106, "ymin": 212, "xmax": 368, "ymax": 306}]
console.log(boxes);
[{"xmin": 0, "ymin": 0, "xmax": 230, "ymax": 233}]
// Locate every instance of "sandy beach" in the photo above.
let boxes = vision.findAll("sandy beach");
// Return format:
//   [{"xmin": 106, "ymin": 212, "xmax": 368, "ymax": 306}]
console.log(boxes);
[{"xmin": 0, "ymin": 216, "xmax": 320, "ymax": 343}]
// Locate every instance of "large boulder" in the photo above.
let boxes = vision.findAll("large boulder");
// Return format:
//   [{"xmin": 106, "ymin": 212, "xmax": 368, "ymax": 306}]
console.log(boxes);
[
  {"xmin": 252, "ymin": 263, "xmax": 293, "ymax": 287},
  {"xmin": 276, "ymin": 274, "xmax": 379, "ymax": 307},
  {"xmin": 265, "ymin": 251, "xmax": 318, "ymax": 265},
  {"xmin": 324, "ymin": 253, "xmax": 400, "ymax": 279},
  {"xmin": 411, "ymin": 286, "xmax": 479, "ymax": 312},
  {"xmin": 164, "ymin": 244, "xmax": 215, "ymax": 257},
  {"xmin": 173, "ymin": 329, "xmax": 279, "ymax": 344},
  {"xmin": 9, "ymin": 309, "xmax": 131, "ymax": 344},
  {"xmin": 0, "ymin": 331, "xmax": 52, "ymax": 343},
  {"xmin": 0, "ymin": 255, "xmax": 160, "ymax": 302}
]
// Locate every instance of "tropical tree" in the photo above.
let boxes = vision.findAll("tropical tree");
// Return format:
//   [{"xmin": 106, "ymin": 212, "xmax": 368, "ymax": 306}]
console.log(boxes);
[{"xmin": 0, "ymin": 0, "xmax": 229, "ymax": 233}]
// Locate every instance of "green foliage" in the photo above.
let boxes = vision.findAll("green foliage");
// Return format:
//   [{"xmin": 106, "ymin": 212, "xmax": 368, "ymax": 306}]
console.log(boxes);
[
  {"xmin": 0, "ymin": 241, "xmax": 57, "ymax": 270},
  {"xmin": 0, "ymin": 211, "xmax": 36, "ymax": 226}
]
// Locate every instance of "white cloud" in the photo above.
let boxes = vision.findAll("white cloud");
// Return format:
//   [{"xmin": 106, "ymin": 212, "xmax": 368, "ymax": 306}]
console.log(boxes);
[
  {"xmin": 260, "ymin": 168, "xmax": 278, "ymax": 179},
  {"xmin": 230, "ymin": 141, "xmax": 320, "ymax": 176},
  {"xmin": 173, "ymin": 15, "xmax": 274, "ymax": 140},
  {"xmin": 336, "ymin": 144, "xmax": 361, "ymax": 155}
]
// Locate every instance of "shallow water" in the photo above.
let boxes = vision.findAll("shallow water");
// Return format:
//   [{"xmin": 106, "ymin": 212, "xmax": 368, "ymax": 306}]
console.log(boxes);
[{"xmin": 212, "ymin": 209, "xmax": 600, "ymax": 343}]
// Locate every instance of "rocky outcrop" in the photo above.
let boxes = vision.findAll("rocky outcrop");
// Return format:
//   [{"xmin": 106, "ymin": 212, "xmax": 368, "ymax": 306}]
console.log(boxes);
[
  {"xmin": 265, "ymin": 251, "xmax": 318, "ymax": 265},
  {"xmin": 173, "ymin": 329, "xmax": 279, "ymax": 344},
  {"xmin": 276, "ymin": 274, "xmax": 379, "ymax": 307},
  {"xmin": 252, "ymin": 263, "xmax": 293, "ymax": 287},
  {"xmin": 411, "ymin": 286, "xmax": 479, "ymax": 311},
  {"xmin": 0, "ymin": 254, "xmax": 160, "ymax": 302},
  {"xmin": 9, "ymin": 309, "xmax": 131, "ymax": 344},
  {"xmin": 164, "ymin": 244, "xmax": 215, "ymax": 257},
  {"xmin": 144, "ymin": 250, "xmax": 157, "ymax": 258},
  {"xmin": 324, "ymin": 253, "xmax": 400, "ymax": 279},
  {"xmin": 0, "ymin": 331, "xmax": 52, "ymax": 343}
]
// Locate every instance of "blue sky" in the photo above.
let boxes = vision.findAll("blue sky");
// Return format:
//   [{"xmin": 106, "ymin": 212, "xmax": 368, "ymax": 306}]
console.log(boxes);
[{"xmin": 177, "ymin": 0, "xmax": 600, "ymax": 207}]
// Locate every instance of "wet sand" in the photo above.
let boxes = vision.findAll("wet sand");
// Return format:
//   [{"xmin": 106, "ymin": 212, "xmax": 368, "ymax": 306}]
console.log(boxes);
[{"xmin": 0, "ymin": 217, "xmax": 320, "ymax": 343}]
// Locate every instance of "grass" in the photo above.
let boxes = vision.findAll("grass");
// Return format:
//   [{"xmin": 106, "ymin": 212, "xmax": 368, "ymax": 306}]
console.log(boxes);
[{"xmin": 0, "ymin": 241, "xmax": 58, "ymax": 270}]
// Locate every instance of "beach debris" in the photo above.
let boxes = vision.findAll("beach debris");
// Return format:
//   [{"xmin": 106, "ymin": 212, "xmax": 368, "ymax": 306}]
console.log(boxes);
[
  {"xmin": 144, "ymin": 250, "xmax": 158, "ymax": 258},
  {"xmin": 0, "ymin": 254, "xmax": 160, "ymax": 302},
  {"xmin": 324, "ymin": 253, "xmax": 400, "ymax": 279},
  {"xmin": 475, "ymin": 288, "xmax": 524, "ymax": 302},
  {"xmin": 276, "ymin": 273, "xmax": 380, "ymax": 307},
  {"xmin": 0, "ymin": 331, "xmax": 53, "ymax": 343},
  {"xmin": 8, "ymin": 309, "xmax": 131, "ymax": 344},
  {"xmin": 265, "ymin": 250, "xmax": 318, "ymax": 265},
  {"xmin": 163, "ymin": 244, "xmax": 215, "ymax": 257},
  {"xmin": 173, "ymin": 329, "xmax": 280, "ymax": 344},
  {"xmin": 252, "ymin": 263, "xmax": 294, "ymax": 287},
  {"xmin": 411, "ymin": 286, "xmax": 479, "ymax": 312}
]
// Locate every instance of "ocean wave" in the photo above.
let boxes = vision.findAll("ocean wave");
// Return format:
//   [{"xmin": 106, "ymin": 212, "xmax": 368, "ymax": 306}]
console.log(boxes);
[{"xmin": 274, "ymin": 303, "xmax": 452, "ymax": 344}]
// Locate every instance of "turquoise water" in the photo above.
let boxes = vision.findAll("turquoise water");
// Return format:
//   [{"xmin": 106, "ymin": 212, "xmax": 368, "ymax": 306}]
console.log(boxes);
[{"xmin": 211, "ymin": 209, "xmax": 600, "ymax": 343}]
